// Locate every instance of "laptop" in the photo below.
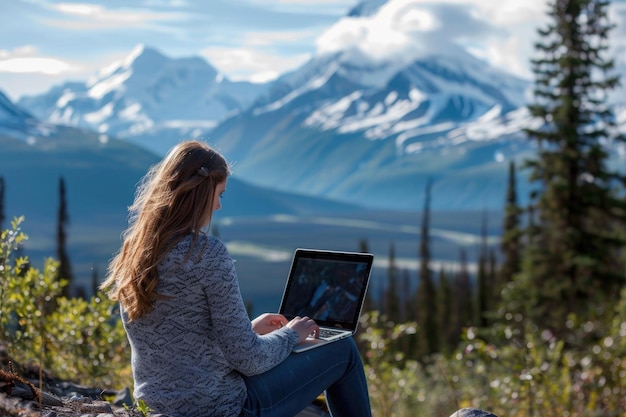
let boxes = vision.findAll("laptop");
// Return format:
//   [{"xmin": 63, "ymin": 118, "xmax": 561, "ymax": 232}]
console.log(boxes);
[{"xmin": 278, "ymin": 248, "xmax": 374, "ymax": 353}]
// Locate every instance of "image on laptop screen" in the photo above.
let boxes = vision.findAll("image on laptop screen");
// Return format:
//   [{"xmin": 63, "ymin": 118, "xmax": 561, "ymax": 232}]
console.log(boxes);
[{"xmin": 280, "ymin": 251, "xmax": 372, "ymax": 329}]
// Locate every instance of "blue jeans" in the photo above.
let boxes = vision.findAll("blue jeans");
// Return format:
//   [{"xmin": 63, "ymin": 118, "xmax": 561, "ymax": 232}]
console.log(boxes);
[
  {"xmin": 241, "ymin": 337, "xmax": 372, "ymax": 417},
  {"xmin": 449, "ymin": 409, "xmax": 498, "ymax": 417}
]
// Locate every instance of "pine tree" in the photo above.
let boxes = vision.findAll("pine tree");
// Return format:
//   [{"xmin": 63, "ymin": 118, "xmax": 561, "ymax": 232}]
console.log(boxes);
[
  {"xmin": 488, "ymin": 249, "xmax": 498, "ymax": 302},
  {"xmin": 358, "ymin": 239, "xmax": 377, "ymax": 312},
  {"xmin": 512, "ymin": 0, "xmax": 626, "ymax": 334},
  {"xmin": 455, "ymin": 248, "xmax": 473, "ymax": 330},
  {"xmin": 416, "ymin": 179, "xmax": 438, "ymax": 357},
  {"xmin": 384, "ymin": 242, "xmax": 401, "ymax": 322},
  {"xmin": 91, "ymin": 264, "xmax": 99, "ymax": 297},
  {"xmin": 475, "ymin": 211, "xmax": 490, "ymax": 327},
  {"xmin": 57, "ymin": 177, "xmax": 74, "ymax": 298},
  {"xmin": 358, "ymin": 239, "xmax": 369, "ymax": 254},
  {"xmin": 498, "ymin": 161, "xmax": 522, "ymax": 292},
  {"xmin": 401, "ymin": 269, "xmax": 412, "ymax": 322},
  {"xmin": 436, "ymin": 267, "xmax": 453, "ymax": 353},
  {"xmin": 399, "ymin": 268, "xmax": 414, "ymax": 360}
]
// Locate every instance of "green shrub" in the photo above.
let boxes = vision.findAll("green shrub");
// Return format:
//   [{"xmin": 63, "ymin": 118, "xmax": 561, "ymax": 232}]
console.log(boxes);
[
  {"xmin": 359, "ymin": 311, "xmax": 461, "ymax": 417},
  {"xmin": 358, "ymin": 302, "xmax": 626, "ymax": 417},
  {"xmin": 0, "ymin": 217, "xmax": 131, "ymax": 389},
  {"xmin": 3, "ymin": 217, "xmax": 624, "ymax": 416}
]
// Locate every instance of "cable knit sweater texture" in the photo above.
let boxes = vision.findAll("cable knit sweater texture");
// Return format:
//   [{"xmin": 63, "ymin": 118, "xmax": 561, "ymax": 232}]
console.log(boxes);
[{"xmin": 122, "ymin": 234, "xmax": 299, "ymax": 417}]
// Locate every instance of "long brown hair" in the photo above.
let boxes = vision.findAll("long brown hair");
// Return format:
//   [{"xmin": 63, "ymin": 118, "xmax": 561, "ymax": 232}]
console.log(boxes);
[{"xmin": 101, "ymin": 140, "xmax": 230, "ymax": 321}]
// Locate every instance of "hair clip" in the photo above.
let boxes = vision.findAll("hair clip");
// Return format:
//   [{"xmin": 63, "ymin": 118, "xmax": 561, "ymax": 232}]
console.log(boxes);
[{"xmin": 197, "ymin": 166, "xmax": 209, "ymax": 177}]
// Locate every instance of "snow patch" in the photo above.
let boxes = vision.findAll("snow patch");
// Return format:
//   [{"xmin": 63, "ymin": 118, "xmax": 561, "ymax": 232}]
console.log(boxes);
[
  {"xmin": 84, "ymin": 102, "xmax": 114, "ymax": 124},
  {"xmin": 305, "ymin": 86, "xmax": 428, "ymax": 140},
  {"xmin": 88, "ymin": 71, "xmax": 130, "ymax": 100},
  {"xmin": 254, "ymin": 62, "xmax": 340, "ymax": 115}
]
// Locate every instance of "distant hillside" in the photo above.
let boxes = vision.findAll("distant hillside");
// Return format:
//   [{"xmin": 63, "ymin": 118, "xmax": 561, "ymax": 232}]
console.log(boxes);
[
  {"xmin": 12, "ymin": 2, "xmax": 626, "ymax": 212},
  {"xmin": 0, "ymin": 90, "xmax": 506, "ymax": 311},
  {"xmin": 12, "ymin": 38, "xmax": 545, "ymax": 211},
  {"xmin": 17, "ymin": 44, "xmax": 268, "ymax": 156},
  {"xmin": 0, "ymin": 128, "xmax": 159, "ymax": 289},
  {"xmin": 0, "ymin": 119, "xmax": 371, "ymax": 294}
]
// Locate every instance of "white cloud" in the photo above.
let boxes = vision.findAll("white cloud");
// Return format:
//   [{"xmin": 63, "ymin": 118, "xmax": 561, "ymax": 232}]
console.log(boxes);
[
  {"xmin": 54, "ymin": 3, "xmax": 103, "ymax": 16},
  {"xmin": 2, "ymin": 0, "xmax": 624, "ymax": 100},
  {"xmin": 245, "ymin": 0, "xmax": 355, "ymax": 14},
  {"xmin": 315, "ymin": 0, "xmax": 550, "ymax": 79},
  {"xmin": 0, "ymin": 57, "xmax": 79, "ymax": 75},
  {"xmin": 316, "ymin": 1, "xmax": 440, "ymax": 61},
  {"xmin": 46, "ymin": 2, "xmax": 186, "ymax": 29},
  {"xmin": 0, "ymin": 46, "xmax": 82, "ymax": 75},
  {"xmin": 200, "ymin": 47, "xmax": 310, "ymax": 83}
]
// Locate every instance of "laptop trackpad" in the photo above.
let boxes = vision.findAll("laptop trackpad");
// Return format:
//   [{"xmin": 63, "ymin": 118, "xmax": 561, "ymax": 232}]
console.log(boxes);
[{"xmin": 293, "ymin": 338, "xmax": 330, "ymax": 353}]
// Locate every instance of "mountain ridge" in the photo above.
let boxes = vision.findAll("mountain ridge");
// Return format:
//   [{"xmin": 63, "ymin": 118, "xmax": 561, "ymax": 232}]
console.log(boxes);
[
  {"xmin": 204, "ymin": 45, "xmax": 537, "ymax": 210},
  {"xmin": 9, "ymin": 1, "xmax": 626, "ymax": 211},
  {"xmin": 17, "ymin": 44, "xmax": 268, "ymax": 155},
  {"xmin": 4, "ymin": 43, "xmax": 556, "ymax": 210},
  {"xmin": 0, "ymin": 106, "xmax": 375, "ymax": 295}
]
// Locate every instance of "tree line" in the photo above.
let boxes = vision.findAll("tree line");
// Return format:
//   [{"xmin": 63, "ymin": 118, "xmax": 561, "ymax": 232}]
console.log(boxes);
[
  {"xmin": 356, "ymin": 0, "xmax": 626, "ymax": 368},
  {"xmin": 0, "ymin": 175, "xmax": 97, "ymax": 300},
  {"xmin": 1, "ymin": 0, "xmax": 624, "ymax": 382}
]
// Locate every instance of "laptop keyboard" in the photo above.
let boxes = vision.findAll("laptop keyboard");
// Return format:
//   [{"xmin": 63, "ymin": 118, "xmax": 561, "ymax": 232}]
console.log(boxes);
[{"xmin": 319, "ymin": 328, "xmax": 344, "ymax": 339}]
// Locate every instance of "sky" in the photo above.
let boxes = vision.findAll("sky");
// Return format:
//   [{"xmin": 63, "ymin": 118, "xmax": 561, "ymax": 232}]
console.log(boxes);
[{"xmin": 1, "ymin": 0, "xmax": 625, "ymax": 102}]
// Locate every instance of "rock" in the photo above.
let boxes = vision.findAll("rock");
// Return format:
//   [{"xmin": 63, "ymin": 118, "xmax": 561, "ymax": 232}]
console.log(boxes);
[
  {"xmin": 0, "ymin": 357, "xmax": 329, "ymax": 417},
  {"xmin": 112, "ymin": 387, "xmax": 133, "ymax": 408}
]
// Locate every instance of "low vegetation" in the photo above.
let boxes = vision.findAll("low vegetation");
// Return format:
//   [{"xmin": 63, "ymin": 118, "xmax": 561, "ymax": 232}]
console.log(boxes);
[
  {"xmin": 2, "ymin": 5, "xmax": 625, "ymax": 414},
  {"xmin": 2, "ymin": 218, "xmax": 624, "ymax": 416},
  {"xmin": 358, "ymin": 305, "xmax": 626, "ymax": 417},
  {"xmin": 1, "ymin": 217, "xmax": 132, "ymax": 390}
]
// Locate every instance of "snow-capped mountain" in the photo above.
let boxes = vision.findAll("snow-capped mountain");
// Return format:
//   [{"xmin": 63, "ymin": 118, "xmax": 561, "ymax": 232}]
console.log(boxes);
[
  {"xmin": 0, "ymin": 89, "xmax": 55, "ymax": 140},
  {"xmin": 17, "ymin": 44, "xmax": 268, "ymax": 154},
  {"xmin": 1, "ymin": 89, "xmax": 33, "ymax": 133},
  {"xmin": 203, "ymin": 0, "xmax": 624, "ymax": 210},
  {"xmin": 0, "ymin": 90, "xmax": 32, "ymax": 122},
  {"xmin": 205, "ymin": 42, "xmax": 538, "ymax": 210},
  {"xmin": 9, "ymin": 5, "xmax": 539, "ymax": 210},
  {"xmin": 12, "ymin": 0, "xmax": 625, "ymax": 211}
]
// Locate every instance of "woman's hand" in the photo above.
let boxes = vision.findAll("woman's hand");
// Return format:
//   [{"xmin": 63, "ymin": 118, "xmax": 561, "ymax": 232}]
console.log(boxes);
[
  {"xmin": 286, "ymin": 316, "xmax": 320, "ymax": 343},
  {"xmin": 251, "ymin": 313, "xmax": 288, "ymax": 335}
]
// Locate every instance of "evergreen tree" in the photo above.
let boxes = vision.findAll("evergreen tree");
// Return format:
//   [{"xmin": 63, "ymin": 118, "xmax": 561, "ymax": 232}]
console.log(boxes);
[
  {"xmin": 455, "ymin": 248, "xmax": 473, "ymax": 330},
  {"xmin": 384, "ymin": 242, "xmax": 401, "ymax": 322},
  {"xmin": 416, "ymin": 179, "xmax": 438, "ymax": 357},
  {"xmin": 436, "ymin": 267, "xmax": 453, "ymax": 353},
  {"xmin": 358, "ymin": 239, "xmax": 377, "ymax": 312},
  {"xmin": 475, "ymin": 211, "xmax": 490, "ymax": 327},
  {"xmin": 401, "ymin": 269, "xmax": 412, "ymax": 322},
  {"xmin": 91, "ymin": 264, "xmax": 99, "ymax": 297},
  {"xmin": 74, "ymin": 285, "xmax": 88, "ymax": 300},
  {"xmin": 57, "ymin": 177, "xmax": 74, "ymax": 298},
  {"xmin": 488, "ymin": 249, "xmax": 498, "ymax": 302},
  {"xmin": 399, "ymin": 268, "xmax": 414, "ymax": 360},
  {"xmin": 498, "ymin": 161, "xmax": 522, "ymax": 292},
  {"xmin": 511, "ymin": 0, "xmax": 626, "ymax": 334}
]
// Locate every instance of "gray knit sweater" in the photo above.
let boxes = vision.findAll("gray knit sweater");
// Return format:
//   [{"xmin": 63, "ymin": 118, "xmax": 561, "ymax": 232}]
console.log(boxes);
[{"xmin": 122, "ymin": 234, "xmax": 299, "ymax": 417}]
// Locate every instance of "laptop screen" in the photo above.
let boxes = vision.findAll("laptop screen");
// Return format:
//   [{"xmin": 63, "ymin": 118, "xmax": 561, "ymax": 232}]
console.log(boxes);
[{"xmin": 279, "ymin": 249, "xmax": 373, "ymax": 330}]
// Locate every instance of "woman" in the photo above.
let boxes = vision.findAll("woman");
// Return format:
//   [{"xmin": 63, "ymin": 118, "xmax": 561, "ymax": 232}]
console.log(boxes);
[
  {"xmin": 101, "ymin": 140, "xmax": 371, "ymax": 417},
  {"xmin": 102, "ymin": 140, "xmax": 498, "ymax": 417}
]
